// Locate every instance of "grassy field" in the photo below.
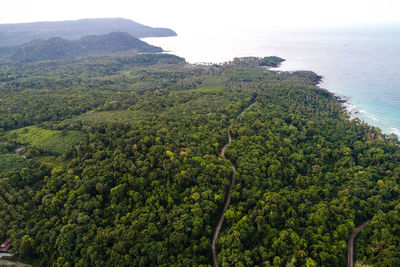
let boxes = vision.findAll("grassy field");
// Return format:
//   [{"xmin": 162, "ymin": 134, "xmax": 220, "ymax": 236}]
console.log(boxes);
[
  {"xmin": 35, "ymin": 155, "xmax": 72, "ymax": 168},
  {"xmin": 7, "ymin": 126, "xmax": 86, "ymax": 157}
]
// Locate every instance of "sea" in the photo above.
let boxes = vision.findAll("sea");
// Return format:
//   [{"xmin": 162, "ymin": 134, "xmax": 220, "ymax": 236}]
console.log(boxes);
[{"xmin": 143, "ymin": 26, "xmax": 400, "ymax": 136}]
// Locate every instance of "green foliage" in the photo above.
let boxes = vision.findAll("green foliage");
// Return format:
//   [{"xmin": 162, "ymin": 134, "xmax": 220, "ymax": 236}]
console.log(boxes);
[
  {"xmin": 77, "ymin": 32, "xmax": 162, "ymax": 53},
  {"xmin": 20, "ymin": 235, "xmax": 35, "ymax": 259},
  {"xmin": 0, "ymin": 154, "xmax": 28, "ymax": 173},
  {"xmin": 0, "ymin": 54, "xmax": 184, "ymax": 131},
  {"xmin": 0, "ymin": 53, "xmax": 398, "ymax": 266},
  {"xmin": 64, "ymin": 110, "xmax": 152, "ymax": 127},
  {"xmin": 230, "ymin": 56, "xmax": 285, "ymax": 68},
  {"xmin": 7, "ymin": 126, "xmax": 85, "ymax": 157},
  {"xmin": 1, "ymin": 32, "xmax": 163, "ymax": 63},
  {"xmin": 9, "ymin": 38, "xmax": 83, "ymax": 62},
  {"xmin": 259, "ymin": 56, "xmax": 285, "ymax": 67}
]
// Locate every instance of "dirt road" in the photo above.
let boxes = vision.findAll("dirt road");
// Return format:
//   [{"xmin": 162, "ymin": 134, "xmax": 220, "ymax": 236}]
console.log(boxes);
[
  {"xmin": 212, "ymin": 128, "xmax": 236, "ymax": 267},
  {"xmin": 212, "ymin": 102, "xmax": 256, "ymax": 267},
  {"xmin": 348, "ymin": 220, "xmax": 371, "ymax": 267}
]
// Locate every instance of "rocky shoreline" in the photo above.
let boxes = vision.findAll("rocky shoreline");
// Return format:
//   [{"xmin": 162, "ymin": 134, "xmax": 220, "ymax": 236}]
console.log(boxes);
[
  {"xmin": 334, "ymin": 94, "xmax": 361, "ymax": 116},
  {"xmin": 335, "ymin": 95, "xmax": 347, "ymax": 104}
]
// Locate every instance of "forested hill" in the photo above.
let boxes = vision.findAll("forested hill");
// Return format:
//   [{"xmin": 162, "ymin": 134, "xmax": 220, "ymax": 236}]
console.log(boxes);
[
  {"xmin": 0, "ymin": 18, "xmax": 177, "ymax": 47},
  {"xmin": 0, "ymin": 32, "xmax": 163, "ymax": 63},
  {"xmin": 76, "ymin": 32, "xmax": 162, "ymax": 53},
  {"xmin": 0, "ymin": 53, "xmax": 399, "ymax": 266}
]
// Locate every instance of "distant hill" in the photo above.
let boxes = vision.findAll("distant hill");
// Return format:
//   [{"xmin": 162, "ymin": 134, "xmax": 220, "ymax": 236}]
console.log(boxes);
[
  {"xmin": 0, "ymin": 18, "xmax": 177, "ymax": 47},
  {"xmin": 0, "ymin": 32, "xmax": 163, "ymax": 63},
  {"xmin": 9, "ymin": 38, "xmax": 83, "ymax": 62},
  {"xmin": 77, "ymin": 32, "xmax": 161, "ymax": 53}
]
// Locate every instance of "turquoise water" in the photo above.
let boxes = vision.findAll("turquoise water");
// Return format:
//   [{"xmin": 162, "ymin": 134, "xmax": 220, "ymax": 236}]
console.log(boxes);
[{"xmin": 143, "ymin": 27, "xmax": 400, "ymax": 136}]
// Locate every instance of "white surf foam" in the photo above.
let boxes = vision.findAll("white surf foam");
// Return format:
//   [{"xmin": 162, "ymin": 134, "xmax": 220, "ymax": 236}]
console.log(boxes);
[
  {"xmin": 368, "ymin": 115, "xmax": 379, "ymax": 121},
  {"xmin": 390, "ymin": 127, "xmax": 400, "ymax": 136}
]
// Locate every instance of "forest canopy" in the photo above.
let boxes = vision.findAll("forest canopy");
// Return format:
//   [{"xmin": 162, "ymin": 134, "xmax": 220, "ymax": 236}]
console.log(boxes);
[
  {"xmin": 0, "ymin": 32, "xmax": 163, "ymax": 63},
  {"xmin": 0, "ymin": 53, "xmax": 399, "ymax": 267}
]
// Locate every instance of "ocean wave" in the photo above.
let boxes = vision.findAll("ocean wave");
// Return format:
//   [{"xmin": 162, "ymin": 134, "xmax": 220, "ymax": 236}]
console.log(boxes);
[
  {"xmin": 331, "ymin": 86, "xmax": 397, "ymax": 137},
  {"xmin": 344, "ymin": 103, "xmax": 380, "ymax": 122},
  {"xmin": 390, "ymin": 127, "xmax": 400, "ymax": 136},
  {"xmin": 368, "ymin": 115, "xmax": 379, "ymax": 121},
  {"xmin": 342, "ymin": 102, "xmax": 358, "ymax": 115}
]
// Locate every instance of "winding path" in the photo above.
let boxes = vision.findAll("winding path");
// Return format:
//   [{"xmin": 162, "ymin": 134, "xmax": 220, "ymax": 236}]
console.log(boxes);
[
  {"xmin": 348, "ymin": 220, "xmax": 371, "ymax": 267},
  {"xmin": 212, "ymin": 99, "xmax": 371, "ymax": 267},
  {"xmin": 238, "ymin": 101, "xmax": 257, "ymax": 120},
  {"xmin": 211, "ymin": 128, "xmax": 236, "ymax": 267},
  {"xmin": 212, "ymin": 101, "xmax": 256, "ymax": 267}
]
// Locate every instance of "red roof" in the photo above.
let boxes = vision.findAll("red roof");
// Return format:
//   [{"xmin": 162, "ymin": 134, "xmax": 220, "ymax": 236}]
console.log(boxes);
[{"xmin": 0, "ymin": 238, "xmax": 11, "ymax": 252}]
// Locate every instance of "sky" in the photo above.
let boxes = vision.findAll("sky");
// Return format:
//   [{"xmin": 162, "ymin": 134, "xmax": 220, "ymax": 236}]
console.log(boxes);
[{"xmin": 1, "ymin": 0, "xmax": 400, "ymax": 33}]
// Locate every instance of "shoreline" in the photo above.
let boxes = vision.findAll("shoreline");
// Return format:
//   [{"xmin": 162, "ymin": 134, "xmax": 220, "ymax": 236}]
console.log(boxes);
[
  {"xmin": 333, "ymin": 94, "xmax": 359, "ymax": 115},
  {"xmin": 317, "ymin": 82, "xmax": 391, "ymax": 136},
  {"xmin": 141, "ymin": 41, "xmax": 399, "ymax": 138},
  {"xmin": 293, "ymin": 70, "xmax": 399, "ymax": 138},
  {"xmin": 313, "ymin": 78, "xmax": 360, "ymax": 116},
  {"xmin": 141, "ymin": 29, "xmax": 400, "ymax": 138},
  {"xmin": 332, "ymin": 91, "xmax": 400, "ymax": 137}
]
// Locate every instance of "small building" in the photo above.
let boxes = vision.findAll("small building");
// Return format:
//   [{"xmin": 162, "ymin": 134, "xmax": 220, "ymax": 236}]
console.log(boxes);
[
  {"xmin": 15, "ymin": 147, "xmax": 25, "ymax": 154},
  {"xmin": 0, "ymin": 238, "xmax": 11, "ymax": 252}
]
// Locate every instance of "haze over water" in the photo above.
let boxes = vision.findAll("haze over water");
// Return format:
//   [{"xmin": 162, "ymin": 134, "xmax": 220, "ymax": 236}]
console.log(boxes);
[{"xmin": 144, "ymin": 26, "xmax": 400, "ymax": 136}]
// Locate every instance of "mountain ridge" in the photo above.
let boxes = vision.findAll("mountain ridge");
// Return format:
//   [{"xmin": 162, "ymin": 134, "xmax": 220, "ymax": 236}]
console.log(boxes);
[
  {"xmin": 0, "ymin": 18, "xmax": 177, "ymax": 47},
  {"xmin": 0, "ymin": 32, "xmax": 163, "ymax": 63}
]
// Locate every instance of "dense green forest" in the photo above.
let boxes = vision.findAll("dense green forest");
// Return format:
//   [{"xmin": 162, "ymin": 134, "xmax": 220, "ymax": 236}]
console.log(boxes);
[
  {"xmin": 0, "ymin": 53, "xmax": 399, "ymax": 266},
  {"xmin": 0, "ymin": 32, "xmax": 162, "ymax": 63},
  {"xmin": 231, "ymin": 56, "xmax": 285, "ymax": 68}
]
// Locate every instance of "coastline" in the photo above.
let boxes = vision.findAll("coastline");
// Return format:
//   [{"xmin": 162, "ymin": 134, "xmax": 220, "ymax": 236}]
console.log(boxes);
[
  {"xmin": 143, "ymin": 33, "xmax": 400, "ymax": 137},
  {"xmin": 332, "ymin": 91, "xmax": 400, "ymax": 137},
  {"xmin": 195, "ymin": 58, "xmax": 399, "ymax": 138},
  {"xmin": 316, "ymin": 80, "xmax": 390, "ymax": 136},
  {"xmin": 313, "ymin": 77, "xmax": 360, "ymax": 117},
  {"xmin": 277, "ymin": 65, "xmax": 399, "ymax": 138},
  {"xmin": 333, "ymin": 94, "xmax": 358, "ymax": 115},
  {"xmin": 141, "ymin": 28, "xmax": 400, "ymax": 138}
]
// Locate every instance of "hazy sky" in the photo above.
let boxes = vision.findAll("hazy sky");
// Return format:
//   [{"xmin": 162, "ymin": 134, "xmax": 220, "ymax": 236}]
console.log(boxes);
[{"xmin": 1, "ymin": 0, "xmax": 400, "ymax": 32}]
